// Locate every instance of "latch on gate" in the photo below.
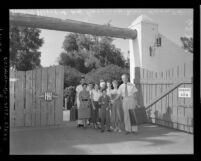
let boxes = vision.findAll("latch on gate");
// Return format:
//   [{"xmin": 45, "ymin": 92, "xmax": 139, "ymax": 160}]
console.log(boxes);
[{"xmin": 39, "ymin": 91, "xmax": 58, "ymax": 101}]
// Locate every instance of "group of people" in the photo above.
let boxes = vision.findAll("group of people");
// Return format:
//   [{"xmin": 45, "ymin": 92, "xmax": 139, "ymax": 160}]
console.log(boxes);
[{"xmin": 74, "ymin": 74, "xmax": 139, "ymax": 135}]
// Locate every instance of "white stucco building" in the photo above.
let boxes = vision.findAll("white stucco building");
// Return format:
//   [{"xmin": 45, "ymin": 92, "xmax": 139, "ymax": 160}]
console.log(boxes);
[{"xmin": 128, "ymin": 15, "xmax": 193, "ymax": 83}]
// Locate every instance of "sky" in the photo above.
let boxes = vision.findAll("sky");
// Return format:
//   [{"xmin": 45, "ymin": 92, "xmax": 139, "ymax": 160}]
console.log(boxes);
[{"xmin": 10, "ymin": 9, "xmax": 193, "ymax": 67}]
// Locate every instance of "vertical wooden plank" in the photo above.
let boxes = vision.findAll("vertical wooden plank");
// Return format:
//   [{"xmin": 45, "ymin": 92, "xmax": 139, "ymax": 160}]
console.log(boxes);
[
  {"xmin": 55, "ymin": 65, "xmax": 64, "ymax": 125},
  {"xmin": 25, "ymin": 70, "xmax": 32, "ymax": 126},
  {"xmin": 15, "ymin": 71, "xmax": 25, "ymax": 126},
  {"xmin": 35, "ymin": 68, "xmax": 42, "ymax": 126},
  {"xmin": 10, "ymin": 70, "xmax": 15, "ymax": 127},
  {"xmin": 164, "ymin": 69, "xmax": 168, "ymax": 126},
  {"xmin": 168, "ymin": 68, "xmax": 173, "ymax": 122},
  {"xmin": 145, "ymin": 69, "xmax": 148, "ymax": 105},
  {"xmin": 184, "ymin": 62, "xmax": 193, "ymax": 107},
  {"xmin": 156, "ymin": 72, "xmax": 162, "ymax": 122},
  {"xmin": 146, "ymin": 70, "xmax": 149, "ymax": 104},
  {"xmin": 165, "ymin": 69, "xmax": 171, "ymax": 127},
  {"xmin": 154, "ymin": 72, "xmax": 159, "ymax": 123},
  {"xmin": 138, "ymin": 67, "xmax": 144, "ymax": 107},
  {"xmin": 47, "ymin": 66, "xmax": 56, "ymax": 125},
  {"xmin": 178, "ymin": 64, "xmax": 185, "ymax": 131},
  {"xmin": 161, "ymin": 71, "xmax": 166, "ymax": 126},
  {"xmin": 184, "ymin": 62, "xmax": 193, "ymax": 132},
  {"xmin": 177, "ymin": 64, "xmax": 185, "ymax": 108},
  {"xmin": 172, "ymin": 66, "xmax": 178, "ymax": 128},
  {"xmin": 152, "ymin": 71, "xmax": 156, "ymax": 115},
  {"xmin": 141, "ymin": 68, "xmax": 145, "ymax": 106},
  {"xmin": 150, "ymin": 71, "xmax": 155, "ymax": 121},
  {"xmin": 32, "ymin": 70, "xmax": 36, "ymax": 126},
  {"xmin": 142, "ymin": 68, "xmax": 146, "ymax": 106},
  {"xmin": 41, "ymin": 67, "xmax": 48, "ymax": 126},
  {"xmin": 178, "ymin": 106, "xmax": 185, "ymax": 131},
  {"xmin": 149, "ymin": 71, "xmax": 153, "ymax": 104}
]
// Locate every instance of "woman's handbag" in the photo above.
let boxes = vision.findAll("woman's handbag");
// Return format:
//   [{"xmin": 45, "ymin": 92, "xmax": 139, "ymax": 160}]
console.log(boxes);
[{"xmin": 129, "ymin": 106, "xmax": 148, "ymax": 125}]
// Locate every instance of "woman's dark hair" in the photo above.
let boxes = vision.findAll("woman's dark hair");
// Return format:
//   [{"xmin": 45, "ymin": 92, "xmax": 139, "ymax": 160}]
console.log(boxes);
[
  {"xmin": 82, "ymin": 83, "xmax": 88, "ymax": 87},
  {"xmin": 88, "ymin": 82, "xmax": 94, "ymax": 86}
]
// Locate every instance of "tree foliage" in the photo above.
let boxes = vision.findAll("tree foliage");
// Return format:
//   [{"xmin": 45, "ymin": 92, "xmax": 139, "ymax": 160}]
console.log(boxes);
[
  {"xmin": 85, "ymin": 64, "xmax": 129, "ymax": 85},
  {"xmin": 64, "ymin": 66, "xmax": 83, "ymax": 87},
  {"xmin": 58, "ymin": 32, "xmax": 127, "ymax": 73},
  {"xmin": 180, "ymin": 37, "xmax": 193, "ymax": 54},
  {"xmin": 9, "ymin": 25, "xmax": 44, "ymax": 71}
]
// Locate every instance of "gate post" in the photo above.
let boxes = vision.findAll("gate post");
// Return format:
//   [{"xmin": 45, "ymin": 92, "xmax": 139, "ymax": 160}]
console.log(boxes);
[
  {"xmin": 128, "ymin": 15, "xmax": 159, "ymax": 83},
  {"xmin": 128, "ymin": 18, "xmax": 143, "ymax": 83}
]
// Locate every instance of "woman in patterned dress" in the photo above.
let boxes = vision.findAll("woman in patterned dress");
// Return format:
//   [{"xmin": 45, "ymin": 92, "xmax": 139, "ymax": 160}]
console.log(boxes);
[{"xmin": 78, "ymin": 83, "xmax": 91, "ymax": 129}]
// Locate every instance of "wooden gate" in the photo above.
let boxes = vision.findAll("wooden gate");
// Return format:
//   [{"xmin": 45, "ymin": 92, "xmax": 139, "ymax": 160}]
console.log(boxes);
[
  {"xmin": 10, "ymin": 65, "xmax": 64, "ymax": 127},
  {"xmin": 134, "ymin": 61, "xmax": 193, "ymax": 133}
]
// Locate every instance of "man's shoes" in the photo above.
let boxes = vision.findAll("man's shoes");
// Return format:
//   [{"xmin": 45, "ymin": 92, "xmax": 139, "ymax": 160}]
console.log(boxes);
[
  {"xmin": 77, "ymin": 124, "xmax": 83, "ymax": 128},
  {"xmin": 125, "ymin": 131, "xmax": 130, "ymax": 135},
  {"xmin": 107, "ymin": 129, "xmax": 112, "ymax": 132}
]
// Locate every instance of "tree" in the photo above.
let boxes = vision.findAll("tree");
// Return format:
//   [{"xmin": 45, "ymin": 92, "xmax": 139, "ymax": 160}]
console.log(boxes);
[
  {"xmin": 85, "ymin": 64, "xmax": 129, "ymax": 85},
  {"xmin": 180, "ymin": 37, "xmax": 193, "ymax": 54},
  {"xmin": 58, "ymin": 31, "xmax": 128, "ymax": 73},
  {"xmin": 63, "ymin": 66, "xmax": 83, "ymax": 87},
  {"xmin": 9, "ymin": 25, "xmax": 44, "ymax": 71}
]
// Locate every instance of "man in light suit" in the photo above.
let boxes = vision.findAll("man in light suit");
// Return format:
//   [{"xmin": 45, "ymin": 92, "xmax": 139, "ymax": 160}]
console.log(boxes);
[{"xmin": 111, "ymin": 74, "xmax": 138, "ymax": 135}]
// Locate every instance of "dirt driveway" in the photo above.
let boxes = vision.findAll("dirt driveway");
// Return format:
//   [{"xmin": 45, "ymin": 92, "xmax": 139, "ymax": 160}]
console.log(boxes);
[{"xmin": 10, "ymin": 122, "xmax": 193, "ymax": 154}]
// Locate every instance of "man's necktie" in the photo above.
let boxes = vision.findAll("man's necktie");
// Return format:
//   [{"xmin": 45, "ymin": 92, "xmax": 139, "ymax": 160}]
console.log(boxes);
[{"xmin": 125, "ymin": 83, "xmax": 128, "ymax": 97}]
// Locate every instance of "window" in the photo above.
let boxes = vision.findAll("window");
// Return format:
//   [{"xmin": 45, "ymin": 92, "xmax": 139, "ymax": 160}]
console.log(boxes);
[{"xmin": 156, "ymin": 37, "xmax": 161, "ymax": 47}]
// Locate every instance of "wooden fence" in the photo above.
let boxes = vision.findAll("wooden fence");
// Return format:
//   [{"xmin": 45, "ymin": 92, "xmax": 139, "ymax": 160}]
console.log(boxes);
[
  {"xmin": 9, "ymin": 65, "xmax": 64, "ymax": 127},
  {"xmin": 134, "ymin": 61, "xmax": 193, "ymax": 133}
]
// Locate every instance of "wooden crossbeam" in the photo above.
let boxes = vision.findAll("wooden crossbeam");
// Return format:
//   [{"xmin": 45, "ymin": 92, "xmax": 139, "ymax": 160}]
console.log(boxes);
[{"xmin": 9, "ymin": 12, "xmax": 137, "ymax": 39}]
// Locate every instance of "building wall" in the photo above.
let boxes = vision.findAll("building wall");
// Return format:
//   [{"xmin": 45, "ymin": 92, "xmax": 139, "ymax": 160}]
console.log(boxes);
[{"xmin": 140, "ymin": 22, "xmax": 193, "ymax": 72}]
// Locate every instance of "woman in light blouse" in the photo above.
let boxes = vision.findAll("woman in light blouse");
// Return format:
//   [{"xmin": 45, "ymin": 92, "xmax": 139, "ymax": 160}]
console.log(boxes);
[{"xmin": 110, "ymin": 80, "xmax": 124, "ymax": 132}]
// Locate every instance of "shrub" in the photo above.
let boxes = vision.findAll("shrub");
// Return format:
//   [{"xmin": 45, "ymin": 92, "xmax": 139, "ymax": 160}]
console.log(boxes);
[{"xmin": 64, "ymin": 66, "xmax": 84, "ymax": 88}]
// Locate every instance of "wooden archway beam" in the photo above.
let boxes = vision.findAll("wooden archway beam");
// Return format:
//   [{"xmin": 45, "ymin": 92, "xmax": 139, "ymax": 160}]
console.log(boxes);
[{"xmin": 9, "ymin": 12, "xmax": 137, "ymax": 39}]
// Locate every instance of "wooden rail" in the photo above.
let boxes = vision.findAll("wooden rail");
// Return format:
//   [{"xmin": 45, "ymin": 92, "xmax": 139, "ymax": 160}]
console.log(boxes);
[
  {"xmin": 145, "ymin": 78, "xmax": 192, "ymax": 110},
  {"xmin": 9, "ymin": 12, "xmax": 137, "ymax": 39}
]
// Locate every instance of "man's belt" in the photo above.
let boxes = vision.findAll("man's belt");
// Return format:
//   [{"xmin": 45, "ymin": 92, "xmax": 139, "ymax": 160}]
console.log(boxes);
[{"xmin": 82, "ymin": 99, "xmax": 88, "ymax": 101}]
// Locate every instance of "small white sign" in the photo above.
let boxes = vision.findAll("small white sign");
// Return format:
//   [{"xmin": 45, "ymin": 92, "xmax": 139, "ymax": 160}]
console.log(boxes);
[
  {"xmin": 63, "ymin": 110, "xmax": 70, "ymax": 121},
  {"xmin": 178, "ymin": 88, "xmax": 191, "ymax": 98}
]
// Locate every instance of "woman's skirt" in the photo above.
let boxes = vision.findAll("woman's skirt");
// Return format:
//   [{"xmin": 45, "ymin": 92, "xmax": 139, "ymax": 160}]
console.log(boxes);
[{"xmin": 78, "ymin": 108, "xmax": 91, "ymax": 119}]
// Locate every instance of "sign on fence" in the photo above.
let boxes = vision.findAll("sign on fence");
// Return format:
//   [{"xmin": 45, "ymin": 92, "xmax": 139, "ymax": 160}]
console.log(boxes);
[
  {"xmin": 39, "ymin": 91, "xmax": 58, "ymax": 101},
  {"xmin": 178, "ymin": 88, "xmax": 191, "ymax": 98}
]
